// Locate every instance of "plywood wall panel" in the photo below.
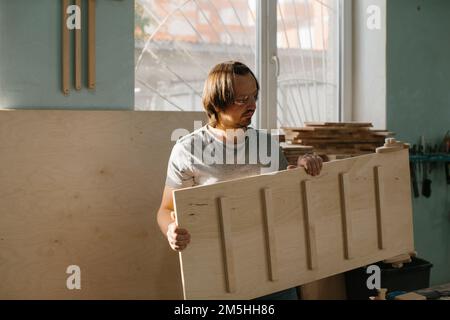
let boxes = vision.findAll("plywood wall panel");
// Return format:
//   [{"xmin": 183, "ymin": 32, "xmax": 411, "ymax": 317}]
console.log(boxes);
[{"xmin": 0, "ymin": 110, "xmax": 205, "ymax": 299}]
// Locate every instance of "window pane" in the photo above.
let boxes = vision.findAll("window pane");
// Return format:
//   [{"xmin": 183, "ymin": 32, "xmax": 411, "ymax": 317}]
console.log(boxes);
[
  {"xmin": 277, "ymin": 0, "xmax": 340, "ymax": 127},
  {"xmin": 135, "ymin": 0, "xmax": 257, "ymax": 111}
]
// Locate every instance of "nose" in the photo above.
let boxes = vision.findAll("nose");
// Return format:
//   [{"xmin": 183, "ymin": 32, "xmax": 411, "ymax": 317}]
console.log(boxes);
[
  {"xmin": 246, "ymin": 104, "xmax": 256, "ymax": 113},
  {"xmin": 247, "ymin": 96, "xmax": 257, "ymax": 108}
]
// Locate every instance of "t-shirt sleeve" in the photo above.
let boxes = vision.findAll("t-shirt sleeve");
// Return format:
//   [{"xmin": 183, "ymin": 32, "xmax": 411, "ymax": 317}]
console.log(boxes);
[{"xmin": 165, "ymin": 142, "xmax": 195, "ymax": 189}]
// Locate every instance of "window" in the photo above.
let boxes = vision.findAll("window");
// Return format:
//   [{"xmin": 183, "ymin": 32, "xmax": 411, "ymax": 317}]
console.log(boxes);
[
  {"xmin": 135, "ymin": 0, "xmax": 256, "ymax": 112},
  {"xmin": 276, "ymin": 0, "xmax": 340, "ymax": 128},
  {"xmin": 135, "ymin": 0, "xmax": 343, "ymax": 128}
]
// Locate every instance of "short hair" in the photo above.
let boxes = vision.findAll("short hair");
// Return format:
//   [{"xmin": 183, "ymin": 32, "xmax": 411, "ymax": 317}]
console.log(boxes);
[{"xmin": 202, "ymin": 61, "xmax": 259, "ymax": 126}]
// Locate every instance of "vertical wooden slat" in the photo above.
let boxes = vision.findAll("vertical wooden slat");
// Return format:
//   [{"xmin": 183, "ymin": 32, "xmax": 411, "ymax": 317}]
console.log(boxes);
[
  {"xmin": 339, "ymin": 173, "xmax": 354, "ymax": 260},
  {"xmin": 88, "ymin": 0, "xmax": 96, "ymax": 90},
  {"xmin": 218, "ymin": 197, "xmax": 236, "ymax": 293},
  {"xmin": 301, "ymin": 180, "xmax": 318, "ymax": 270},
  {"xmin": 74, "ymin": 0, "xmax": 82, "ymax": 90},
  {"xmin": 62, "ymin": 0, "xmax": 70, "ymax": 96},
  {"xmin": 262, "ymin": 188, "xmax": 278, "ymax": 281},
  {"xmin": 374, "ymin": 166, "xmax": 386, "ymax": 250}
]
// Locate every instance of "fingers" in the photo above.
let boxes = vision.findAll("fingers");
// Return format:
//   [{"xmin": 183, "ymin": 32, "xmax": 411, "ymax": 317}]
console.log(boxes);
[
  {"xmin": 169, "ymin": 237, "xmax": 191, "ymax": 251},
  {"xmin": 175, "ymin": 233, "xmax": 190, "ymax": 241},
  {"xmin": 301, "ymin": 155, "xmax": 323, "ymax": 177},
  {"xmin": 167, "ymin": 222, "xmax": 191, "ymax": 252},
  {"xmin": 313, "ymin": 156, "xmax": 322, "ymax": 175},
  {"xmin": 168, "ymin": 236, "xmax": 191, "ymax": 251}
]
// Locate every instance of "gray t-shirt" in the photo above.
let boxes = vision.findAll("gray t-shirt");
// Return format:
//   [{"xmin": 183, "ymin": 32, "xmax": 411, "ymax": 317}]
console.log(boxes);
[{"xmin": 166, "ymin": 125, "xmax": 289, "ymax": 189}]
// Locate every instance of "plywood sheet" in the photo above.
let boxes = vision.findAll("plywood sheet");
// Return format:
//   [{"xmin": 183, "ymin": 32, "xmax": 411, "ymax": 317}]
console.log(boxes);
[
  {"xmin": 0, "ymin": 110, "xmax": 205, "ymax": 299},
  {"xmin": 174, "ymin": 149, "xmax": 414, "ymax": 300}
]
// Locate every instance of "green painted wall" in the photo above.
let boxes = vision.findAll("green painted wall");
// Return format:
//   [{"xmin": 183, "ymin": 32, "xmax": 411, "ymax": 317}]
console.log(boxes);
[
  {"xmin": 387, "ymin": 0, "xmax": 450, "ymax": 286},
  {"xmin": 0, "ymin": 0, "xmax": 134, "ymax": 109}
]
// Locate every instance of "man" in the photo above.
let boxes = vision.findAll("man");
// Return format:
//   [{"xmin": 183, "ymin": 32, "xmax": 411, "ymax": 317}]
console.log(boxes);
[{"xmin": 157, "ymin": 61, "xmax": 323, "ymax": 299}]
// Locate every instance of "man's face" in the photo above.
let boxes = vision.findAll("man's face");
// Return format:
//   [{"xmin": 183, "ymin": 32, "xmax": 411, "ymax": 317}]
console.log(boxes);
[{"xmin": 216, "ymin": 73, "xmax": 258, "ymax": 130}]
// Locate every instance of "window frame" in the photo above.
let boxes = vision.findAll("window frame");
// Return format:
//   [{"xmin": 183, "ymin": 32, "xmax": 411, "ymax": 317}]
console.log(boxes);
[
  {"xmin": 134, "ymin": 0, "xmax": 350, "ymax": 127},
  {"xmin": 340, "ymin": 0, "xmax": 353, "ymax": 123},
  {"xmin": 255, "ymin": 0, "xmax": 350, "ymax": 130}
]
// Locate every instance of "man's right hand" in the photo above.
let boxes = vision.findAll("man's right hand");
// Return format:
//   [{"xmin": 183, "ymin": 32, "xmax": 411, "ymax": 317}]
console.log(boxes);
[{"xmin": 166, "ymin": 221, "xmax": 191, "ymax": 252}]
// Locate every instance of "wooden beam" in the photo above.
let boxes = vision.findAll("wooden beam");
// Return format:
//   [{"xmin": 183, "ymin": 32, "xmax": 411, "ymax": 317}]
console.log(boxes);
[
  {"xmin": 74, "ymin": 0, "xmax": 82, "ymax": 90},
  {"xmin": 339, "ymin": 172, "xmax": 354, "ymax": 260},
  {"xmin": 301, "ymin": 180, "xmax": 318, "ymax": 270},
  {"xmin": 62, "ymin": 0, "xmax": 70, "ymax": 95},
  {"xmin": 262, "ymin": 188, "xmax": 278, "ymax": 281},
  {"xmin": 88, "ymin": 0, "xmax": 96, "ymax": 90},
  {"xmin": 218, "ymin": 197, "xmax": 236, "ymax": 293},
  {"xmin": 374, "ymin": 166, "xmax": 386, "ymax": 250}
]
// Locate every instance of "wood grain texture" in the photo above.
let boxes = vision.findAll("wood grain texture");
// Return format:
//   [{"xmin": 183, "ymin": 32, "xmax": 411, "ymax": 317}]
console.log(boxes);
[
  {"xmin": 300, "ymin": 274, "xmax": 347, "ymax": 300},
  {"xmin": 0, "ymin": 110, "xmax": 206, "ymax": 299},
  {"xmin": 174, "ymin": 149, "xmax": 415, "ymax": 300}
]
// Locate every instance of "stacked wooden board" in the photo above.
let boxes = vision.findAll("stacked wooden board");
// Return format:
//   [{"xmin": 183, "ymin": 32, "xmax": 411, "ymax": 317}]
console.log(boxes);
[
  {"xmin": 282, "ymin": 122, "xmax": 395, "ymax": 159},
  {"xmin": 280, "ymin": 143, "xmax": 314, "ymax": 166}
]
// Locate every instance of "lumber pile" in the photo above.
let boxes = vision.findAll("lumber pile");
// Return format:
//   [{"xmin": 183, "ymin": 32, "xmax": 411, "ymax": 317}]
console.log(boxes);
[
  {"xmin": 282, "ymin": 122, "xmax": 395, "ymax": 160},
  {"xmin": 280, "ymin": 143, "xmax": 314, "ymax": 166}
]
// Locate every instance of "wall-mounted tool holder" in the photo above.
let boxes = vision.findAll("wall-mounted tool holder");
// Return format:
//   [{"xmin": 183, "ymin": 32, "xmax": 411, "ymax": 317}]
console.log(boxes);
[
  {"xmin": 61, "ymin": 0, "xmax": 96, "ymax": 96},
  {"xmin": 410, "ymin": 154, "xmax": 450, "ymax": 163},
  {"xmin": 444, "ymin": 131, "xmax": 450, "ymax": 185},
  {"xmin": 409, "ymin": 134, "xmax": 450, "ymax": 198}
]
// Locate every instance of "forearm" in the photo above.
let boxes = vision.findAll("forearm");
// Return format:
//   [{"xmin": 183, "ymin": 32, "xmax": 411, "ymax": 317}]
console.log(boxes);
[{"xmin": 157, "ymin": 207, "xmax": 174, "ymax": 236}]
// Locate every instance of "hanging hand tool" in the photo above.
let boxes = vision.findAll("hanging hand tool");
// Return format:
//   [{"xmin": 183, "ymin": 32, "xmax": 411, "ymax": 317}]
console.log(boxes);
[
  {"xmin": 418, "ymin": 143, "xmax": 424, "ymax": 191},
  {"xmin": 429, "ymin": 145, "xmax": 438, "ymax": 174},
  {"xmin": 421, "ymin": 137, "xmax": 432, "ymax": 198},
  {"xmin": 410, "ymin": 145, "xmax": 420, "ymax": 198},
  {"xmin": 444, "ymin": 131, "xmax": 450, "ymax": 185},
  {"xmin": 446, "ymin": 161, "xmax": 450, "ymax": 185}
]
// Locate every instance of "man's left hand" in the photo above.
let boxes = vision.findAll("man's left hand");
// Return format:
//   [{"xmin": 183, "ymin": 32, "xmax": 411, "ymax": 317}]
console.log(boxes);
[{"xmin": 287, "ymin": 154, "xmax": 323, "ymax": 177}]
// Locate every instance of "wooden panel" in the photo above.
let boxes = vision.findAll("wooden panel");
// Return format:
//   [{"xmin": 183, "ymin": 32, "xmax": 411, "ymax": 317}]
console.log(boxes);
[
  {"xmin": 88, "ymin": 0, "xmax": 96, "ymax": 90},
  {"xmin": 301, "ymin": 180, "xmax": 318, "ymax": 270},
  {"xmin": 374, "ymin": 166, "xmax": 386, "ymax": 250},
  {"xmin": 0, "ymin": 110, "xmax": 206, "ymax": 299},
  {"xmin": 62, "ymin": 0, "xmax": 70, "ymax": 95},
  {"xmin": 339, "ymin": 173, "xmax": 353, "ymax": 260},
  {"xmin": 218, "ymin": 197, "xmax": 236, "ymax": 294},
  {"xmin": 75, "ymin": 0, "xmax": 82, "ymax": 90},
  {"xmin": 262, "ymin": 188, "xmax": 278, "ymax": 281},
  {"xmin": 300, "ymin": 274, "xmax": 347, "ymax": 300},
  {"xmin": 174, "ymin": 149, "xmax": 415, "ymax": 300}
]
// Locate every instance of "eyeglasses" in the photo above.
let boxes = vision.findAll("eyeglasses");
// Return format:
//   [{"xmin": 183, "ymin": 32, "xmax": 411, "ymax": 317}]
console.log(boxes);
[{"xmin": 234, "ymin": 94, "xmax": 258, "ymax": 106}]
